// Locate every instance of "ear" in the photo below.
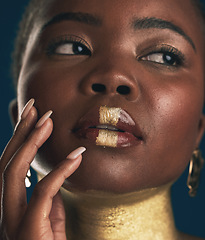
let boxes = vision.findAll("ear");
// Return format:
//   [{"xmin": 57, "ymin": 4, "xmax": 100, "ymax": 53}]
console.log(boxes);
[
  {"xmin": 195, "ymin": 114, "xmax": 205, "ymax": 147},
  {"xmin": 9, "ymin": 99, "xmax": 18, "ymax": 128}
]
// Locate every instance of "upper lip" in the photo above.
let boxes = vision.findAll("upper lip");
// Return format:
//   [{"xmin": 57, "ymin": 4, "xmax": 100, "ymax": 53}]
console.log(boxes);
[{"xmin": 73, "ymin": 106, "xmax": 143, "ymax": 140}]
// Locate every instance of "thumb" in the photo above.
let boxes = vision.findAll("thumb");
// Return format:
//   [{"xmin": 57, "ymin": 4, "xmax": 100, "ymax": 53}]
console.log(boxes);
[{"xmin": 50, "ymin": 191, "xmax": 66, "ymax": 238}]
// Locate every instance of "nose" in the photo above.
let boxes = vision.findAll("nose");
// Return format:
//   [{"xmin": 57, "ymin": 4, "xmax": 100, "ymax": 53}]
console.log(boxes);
[{"xmin": 79, "ymin": 60, "xmax": 139, "ymax": 102}]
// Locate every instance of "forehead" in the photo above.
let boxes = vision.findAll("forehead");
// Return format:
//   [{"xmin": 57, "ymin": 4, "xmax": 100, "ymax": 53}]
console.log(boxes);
[
  {"xmin": 43, "ymin": 0, "xmax": 199, "ymax": 23},
  {"xmin": 39, "ymin": 0, "xmax": 203, "ymax": 42}
]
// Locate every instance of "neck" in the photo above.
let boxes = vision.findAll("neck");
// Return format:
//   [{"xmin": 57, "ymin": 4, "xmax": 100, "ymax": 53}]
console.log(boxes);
[{"xmin": 61, "ymin": 183, "xmax": 180, "ymax": 240}]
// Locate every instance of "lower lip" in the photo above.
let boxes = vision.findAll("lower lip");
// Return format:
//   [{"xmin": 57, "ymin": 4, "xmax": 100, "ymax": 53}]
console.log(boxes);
[{"xmin": 75, "ymin": 128, "xmax": 141, "ymax": 148}]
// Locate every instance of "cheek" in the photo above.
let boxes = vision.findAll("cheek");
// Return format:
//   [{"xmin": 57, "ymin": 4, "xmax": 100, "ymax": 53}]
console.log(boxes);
[
  {"xmin": 17, "ymin": 66, "xmax": 86, "ymax": 169},
  {"xmin": 160, "ymin": 87, "xmax": 201, "ymax": 137},
  {"xmin": 17, "ymin": 64, "xmax": 80, "ymax": 113},
  {"xmin": 154, "ymin": 90, "xmax": 199, "ymax": 140},
  {"xmin": 145, "ymin": 80, "xmax": 203, "ymax": 183}
]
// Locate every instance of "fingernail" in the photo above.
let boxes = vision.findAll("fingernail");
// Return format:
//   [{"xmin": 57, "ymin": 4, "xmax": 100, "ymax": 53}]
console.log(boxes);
[
  {"xmin": 66, "ymin": 147, "xmax": 86, "ymax": 160},
  {"xmin": 21, "ymin": 99, "xmax": 35, "ymax": 120},
  {"xmin": 35, "ymin": 110, "xmax": 53, "ymax": 128}
]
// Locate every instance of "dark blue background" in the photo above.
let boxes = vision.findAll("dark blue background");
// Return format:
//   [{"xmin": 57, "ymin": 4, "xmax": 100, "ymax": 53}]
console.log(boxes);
[{"xmin": 0, "ymin": 1, "xmax": 205, "ymax": 237}]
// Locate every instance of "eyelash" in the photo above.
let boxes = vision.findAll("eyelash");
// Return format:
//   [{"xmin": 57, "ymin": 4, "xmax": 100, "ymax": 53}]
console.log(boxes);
[
  {"xmin": 139, "ymin": 45, "xmax": 185, "ymax": 67},
  {"xmin": 46, "ymin": 35, "xmax": 91, "ymax": 56},
  {"xmin": 46, "ymin": 37, "xmax": 185, "ymax": 68}
]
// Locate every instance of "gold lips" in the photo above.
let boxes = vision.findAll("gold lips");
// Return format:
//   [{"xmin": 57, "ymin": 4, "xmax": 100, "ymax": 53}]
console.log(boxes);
[
  {"xmin": 96, "ymin": 106, "xmax": 121, "ymax": 147},
  {"xmin": 99, "ymin": 106, "xmax": 121, "ymax": 126},
  {"xmin": 96, "ymin": 130, "xmax": 118, "ymax": 147}
]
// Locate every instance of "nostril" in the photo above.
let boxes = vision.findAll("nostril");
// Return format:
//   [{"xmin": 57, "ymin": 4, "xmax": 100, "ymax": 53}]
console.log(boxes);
[
  {"xmin": 92, "ymin": 83, "xmax": 106, "ymax": 92},
  {"xmin": 116, "ymin": 85, "xmax": 130, "ymax": 95}
]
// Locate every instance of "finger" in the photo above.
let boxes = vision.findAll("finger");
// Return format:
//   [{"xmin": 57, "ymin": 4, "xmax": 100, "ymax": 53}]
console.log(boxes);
[
  {"xmin": 50, "ymin": 191, "xmax": 66, "ymax": 240},
  {"xmin": 0, "ymin": 99, "xmax": 37, "ymax": 220},
  {"xmin": 2, "ymin": 111, "xmax": 53, "ymax": 238},
  {"xmin": 0, "ymin": 99, "xmax": 37, "ymax": 174},
  {"xmin": 19, "ymin": 147, "xmax": 86, "ymax": 239}
]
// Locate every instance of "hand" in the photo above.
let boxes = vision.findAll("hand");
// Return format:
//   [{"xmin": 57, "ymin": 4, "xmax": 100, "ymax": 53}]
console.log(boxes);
[{"xmin": 0, "ymin": 99, "xmax": 86, "ymax": 240}]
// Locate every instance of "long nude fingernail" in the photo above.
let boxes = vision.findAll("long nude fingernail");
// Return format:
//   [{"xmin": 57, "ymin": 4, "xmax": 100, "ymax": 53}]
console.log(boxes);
[
  {"xmin": 21, "ymin": 99, "xmax": 35, "ymax": 120},
  {"xmin": 35, "ymin": 110, "xmax": 53, "ymax": 128},
  {"xmin": 66, "ymin": 147, "xmax": 86, "ymax": 160}
]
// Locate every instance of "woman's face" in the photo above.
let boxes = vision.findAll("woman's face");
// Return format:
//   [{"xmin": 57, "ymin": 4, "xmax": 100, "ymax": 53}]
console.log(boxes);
[{"xmin": 17, "ymin": 0, "xmax": 205, "ymax": 193}]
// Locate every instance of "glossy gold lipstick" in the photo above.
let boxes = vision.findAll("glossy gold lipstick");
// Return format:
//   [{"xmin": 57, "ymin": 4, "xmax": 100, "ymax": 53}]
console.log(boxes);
[
  {"xmin": 74, "ymin": 105, "xmax": 142, "ymax": 148},
  {"xmin": 96, "ymin": 106, "xmax": 121, "ymax": 147},
  {"xmin": 96, "ymin": 129, "xmax": 118, "ymax": 147},
  {"xmin": 99, "ymin": 106, "xmax": 121, "ymax": 126}
]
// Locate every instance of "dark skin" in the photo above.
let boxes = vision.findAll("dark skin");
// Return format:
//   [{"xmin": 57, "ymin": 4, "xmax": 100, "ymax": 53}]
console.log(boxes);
[{"xmin": 0, "ymin": 0, "xmax": 205, "ymax": 239}]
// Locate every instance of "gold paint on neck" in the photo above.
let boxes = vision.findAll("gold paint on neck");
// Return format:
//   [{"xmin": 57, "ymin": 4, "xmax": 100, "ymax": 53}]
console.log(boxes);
[
  {"xmin": 61, "ymin": 183, "xmax": 180, "ymax": 240},
  {"xmin": 96, "ymin": 129, "xmax": 118, "ymax": 147},
  {"xmin": 99, "ymin": 106, "xmax": 121, "ymax": 126}
]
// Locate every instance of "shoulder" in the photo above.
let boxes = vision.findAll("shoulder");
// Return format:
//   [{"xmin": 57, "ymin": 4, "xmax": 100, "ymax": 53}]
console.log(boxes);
[{"xmin": 179, "ymin": 232, "xmax": 205, "ymax": 240}]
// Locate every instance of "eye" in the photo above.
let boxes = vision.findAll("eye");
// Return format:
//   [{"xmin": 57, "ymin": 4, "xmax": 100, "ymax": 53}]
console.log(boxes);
[
  {"xmin": 140, "ymin": 46, "xmax": 185, "ymax": 67},
  {"xmin": 55, "ymin": 42, "xmax": 91, "ymax": 55},
  {"xmin": 46, "ymin": 36, "xmax": 92, "ymax": 56},
  {"xmin": 142, "ymin": 52, "xmax": 180, "ymax": 66}
]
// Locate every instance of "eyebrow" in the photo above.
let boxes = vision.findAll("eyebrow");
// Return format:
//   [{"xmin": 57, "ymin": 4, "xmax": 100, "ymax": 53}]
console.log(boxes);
[
  {"xmin": 132, "ymin": 17, "xmax": 196, "ymax": 51},
  {"xmin": 42, "ymin": 12, "xmax": 102, "ymax": 30},
  {"xmin": 42, "ymin": 12, "xmax": 196, "ymax": 52}
]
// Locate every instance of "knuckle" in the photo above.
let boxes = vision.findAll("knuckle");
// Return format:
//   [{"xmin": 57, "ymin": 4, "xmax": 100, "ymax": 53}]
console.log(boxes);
[
  {"xmin": 13, "ymin": 122, "xmax": 28, "ymax": 138},
  {"xmin": 33, "ymin": 142, "xmax": 40, "ymax": 151},
  {"xmin": 3, "ymin": 164, "xmax": 13, "ymax": 182},
  {"xmin": 2, "ymin": 161, "xmax": 22, "ymax": 183},
  {"xmin": 2, "ymin": 168, "xmax": 18, "ymax": 188},
  {"xmin": 32, "ymin": 182, "xmax": 47, "ymax": 198}
]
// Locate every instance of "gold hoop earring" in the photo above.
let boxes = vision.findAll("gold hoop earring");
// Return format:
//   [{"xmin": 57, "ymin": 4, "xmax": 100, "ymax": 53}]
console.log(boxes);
[{"xmin": 187, "ymin": 149, "xmax": 204, "ymax": 197}]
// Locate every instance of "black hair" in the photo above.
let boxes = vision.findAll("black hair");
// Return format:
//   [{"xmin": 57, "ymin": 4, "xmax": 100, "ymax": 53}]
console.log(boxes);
[{"xmin": 11, "ymin": 0, "xmax": 205, "ymax": 87}]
